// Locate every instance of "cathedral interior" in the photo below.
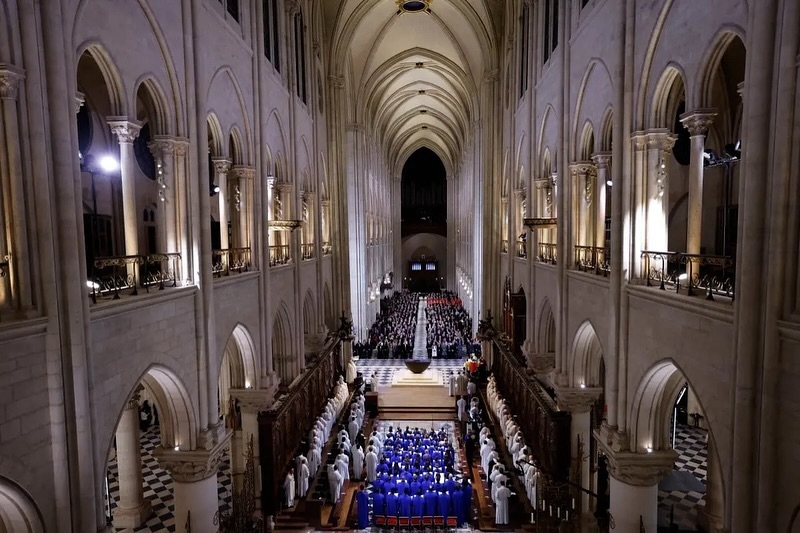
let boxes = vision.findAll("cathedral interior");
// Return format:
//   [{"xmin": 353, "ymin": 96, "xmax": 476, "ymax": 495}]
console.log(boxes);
[{"xmin": 0, "ymin": 0, "xmax": 798, "ymax": 532}]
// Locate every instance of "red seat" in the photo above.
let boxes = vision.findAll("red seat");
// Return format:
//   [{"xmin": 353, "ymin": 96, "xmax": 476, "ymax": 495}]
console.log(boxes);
[
  {"xmin": 374, "ymin": 515, "xmax": 386, "ymax": 526},
  {"xmin": 398, "ymin": 517, "xmax": 410, "ymax": 527},
  {"xmin": 410, "ymin": 516, "xmax": 422, "ymax": 527},
  {"xmin": 446, "ymin": 516, "xmax": 458, "ymax": 528},
  {"xmin": 422, "ymin": 515, "xmax": 434, "ymax": 526},
  {"xmin": 386, "ymin": 516, "xmax": 398, "ymax": 528},
  {"xmin": 434, "ymin": 515, "xmax": 446, "ymax": 526}
]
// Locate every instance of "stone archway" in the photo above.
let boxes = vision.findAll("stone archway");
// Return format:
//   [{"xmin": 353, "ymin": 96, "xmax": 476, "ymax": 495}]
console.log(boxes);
[
  {"xmin": 0, "ymin": 477, "xmax": 44, "ymax": 533},
  {"xmin": 272, "ymin": 302, "xmax": 296, "ymax": 384}
]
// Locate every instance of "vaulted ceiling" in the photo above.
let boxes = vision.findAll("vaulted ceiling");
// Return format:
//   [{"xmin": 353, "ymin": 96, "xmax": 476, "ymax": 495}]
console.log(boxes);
[{"xmin": 324, "ymin": 0, "xmax": 500, "ymax": 176}]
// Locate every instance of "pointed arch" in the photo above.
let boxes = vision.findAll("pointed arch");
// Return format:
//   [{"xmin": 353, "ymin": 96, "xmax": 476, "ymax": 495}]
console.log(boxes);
[
  {"xmin": 228, "ymin": 126, "xmax": 244, "ymax": 165},
  {"xmin": 571, "ymin": 58, "xmax": 613, "ymax": 161},
  {"xmin": 0, "ymin": 477, "xmax": 44, "ymax": 533},
  {"xmin": 696, "ymin": 27, "xmax": 747, "ymax": 110},
  {"xmin": 570, "ymin": 320, "xmax": 604, "ymax": 388},
  {"xmin": 537, "ymin": 297, "xmax": 556, "ymax": 354},
  {"xmin": 75, "ymin": 42, "xmax": 127, "ymax": 116},
  {"xmin": 649, "ymin": 64, "xmax": 687, "ymax": 130},
  {"xmin": 207, "ymin": 66, "xmax": 253, "ymax": 164},
  {"xmin": 206, "ymin": 113, "xmax": 224, "ymax": 156},
  {"xmin": 579, "ymin": 121, "xmax": 595, "ymax": 161},
  {"xmin": 134, "ymin": 75, "xmax": 173, "ymax": 136},
  {"xmin": 599, "ymin": 107, "xmax": 614, "ymax": 152},
  {"xmin": 537, "ymin": 104, "xmax": 557, "ymax": 165},
  {"xmin": 221, "ymin": 323, "xmax": 258, "ymax": 388},
  {"xmin": 264, "ymin": 109, "xmax": 288, "ymax": 167},
  {"xmin": 303, "ymin": 290, "xmax": 317, "ymax": 334}
]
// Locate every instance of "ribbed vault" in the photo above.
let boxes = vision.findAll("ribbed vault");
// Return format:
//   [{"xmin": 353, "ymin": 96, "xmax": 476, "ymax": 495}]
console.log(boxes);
[{"xmin": 326, "ymin": 0, "xmax": 497, "ymax": 173}]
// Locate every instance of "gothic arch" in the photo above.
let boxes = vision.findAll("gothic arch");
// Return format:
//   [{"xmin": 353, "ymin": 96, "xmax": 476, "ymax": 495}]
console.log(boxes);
[
  {"xmin": 649, "ymin": 64, "xmax": 687, "ymax": 130},
  {"xmin": 323, "ymin": 282, "xmax": 334, "ymax": 331},
  {"xmin": 599, "ymin": 107, "xmax": 613, "ymax": 152},
  {"xmin": 207, "ymin": 66, "xmax": 253, "ymax": 163},
  {"xmin": 272, "ymin": 301, "xmax": 294, "ymax": 384},
  {"xmin": 570, "ymin": 320, "xmax": 604, "ymax": 388},
  {"xmin": 220, "ymin": 323, "xmax": 258, "ymax": 388},
  {"xmin": 537, "ymin": 104, "xmax": 557, "ymax": 165},
  {"xmin": 228, "ymin": 127, "xmax": 244, "ymax": 165},
  {"xmin": 134, "ymin": 75, "xmax": 173, "ymax": 136},
  {"xmin": 537, "ymin": 298, "xmax": 556, "ymax": 354},
  {"xmin": 696, "ymin": 28, "xmax": 747, "ymax": 110},
  {"xmin": 302, "ymin": 290, "xmax": 317, "ymax": 334},
  {"xmin": 0, "ymin": 477, "xmax": 44, "ymax": 533},
  {"xmin": 206, "ymin": 113, "xmax": 224, "ymax": 157},
  {"xmin": 579, "ymin": 121, "xmax": 595, "ymax": 161},
  {"xmin": 75, "ymin": 42, "xmax": 127, "ymax": 116},
  {"xmin": 571, "ymin": 58, "xmax": 613, "ymax": 161}
]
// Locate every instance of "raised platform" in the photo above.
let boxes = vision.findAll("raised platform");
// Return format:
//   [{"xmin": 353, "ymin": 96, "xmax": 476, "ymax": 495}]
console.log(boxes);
[
  {"xmin": 391, "ymin": 368, "xmax": 442, "ymax": 387},
  {"xmin": 378, "ymin": 383, "xmax": 455, "ymax": 419}
]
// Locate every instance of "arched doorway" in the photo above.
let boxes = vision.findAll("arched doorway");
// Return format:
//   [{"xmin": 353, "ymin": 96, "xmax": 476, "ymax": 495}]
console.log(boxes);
[
  {"xmin": 628, "ymin": 361, "xmax": 723, "ymax": 532},
  {"xmin": 0, "ymin": 478, "xmax": 44, "ymax": 533},
  {"xmin": 272, "ymin": 303, "xmax": 295, "ymax": 385},
  {"xmin": 104, "ymin": 366, "xmax": 199, "ymax": 531}
]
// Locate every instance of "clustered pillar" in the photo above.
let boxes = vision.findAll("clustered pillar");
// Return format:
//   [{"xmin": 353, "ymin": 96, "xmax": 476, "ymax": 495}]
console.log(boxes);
[{"xmin": 113, "ymin": 393, "xmax": 151, "ymax": 528}]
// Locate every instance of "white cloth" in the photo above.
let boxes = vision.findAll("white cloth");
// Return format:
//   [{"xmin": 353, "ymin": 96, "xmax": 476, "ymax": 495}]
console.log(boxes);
[
  {"xmin": 456, "ymin": 373, "xmax": 468, "ymax": 395},
  {"xmin": 298, "ymin": 462, "xmax": 310, "ymax": 497},
  {"xmin": 365, "ymin": 450, "xmax": 379, "ymax": 482},
  {"xmin": 467, "ymin": 381, "xmax": 477, "ymax": 396},
  {"xmin": 329, "ymin": 468, "xmax": 343, "ymax": 503},
  {"xmin": 336, "ymin": 454, "xmax": 350, "ymax": 481},
  {"xmin": 448, "ymin": 374, "xmax": 456, "ymax": 396},
  {"xmin": 349, "ymin": 418, "xmax": 360, "ymax": 442},
  {"xmin": 352, "ymin": 445, "xmax": 365, "ymax": 479},
  {"xmin": 495, "ymin": 486, "xmax": 511, "ymax": 524},
  {"xmin": 284, "ymin": 473, "xmax": 295, "ymax": 507},
  {"xmin": 346, "ymin": 358, "xmax": 357, "ymax": 384},
  {"xmin": 457, "ymin": 397, "xmax": 467, "ymax": 422}
]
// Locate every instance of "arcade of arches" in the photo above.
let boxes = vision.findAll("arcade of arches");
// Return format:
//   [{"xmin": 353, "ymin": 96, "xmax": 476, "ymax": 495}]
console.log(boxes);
[{"xmin": 0, "ymin": 1, "xmax": 798, "ymax": 533}]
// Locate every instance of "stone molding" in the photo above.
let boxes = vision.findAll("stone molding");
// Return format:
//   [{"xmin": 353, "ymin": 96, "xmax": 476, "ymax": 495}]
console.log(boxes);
[
  {"xmin": 569, "ymin": 161, "xmax": 596, "ymax": 178},
  {"xmin": 644, "ymin": 129, "xmax": 676, "ymax": 151},
  {"xmin": 0, "ymin": 64, "xmax": 25, "ymax": 100},
  {"xmin": 328, "ymin": 75, "xmax": 345, "ymax": 89},
  {"xmin": 602, "ymin": 447, "xmax": 677, "ymax": 486},
  {"xmin": 631, "ymin": 131, "xmax": 648, "ymax": 151},
  {"xmin": 526, "ymin": 352, "xmax": 555, "ymax": 374},
  {"xmin": 231, "ymin": 165, "xmax": 256, "ymax": 180},
  {"xmin": 554, "ymin": 386, "xmax": 602, "ymax": 413},
  {"xmin": 513, "ymin": 188, "xmax": 526, "ymax": 200},
  {"xmin": 107, "ymin": 117, "xmax": 142, "ymax": 143},
  {"xmin": 275, "ymin": 182, "xmax": 294, "ymax": 193},
  {"xmin": 679, "ymin": 109, "xmax": 717, "ymax": 136},
  {"xmin": 591, "ymin": 152, "xmax": 612, "ymax": 169},
  {"xmin": 229, "ymin": 387, "xmax": 277, "ymax": 414},
  {"xmin": 153, "ymin": 433, "xmax": 231, "ymax": 483},
  {"xmin": 75, "ymin": 91, "xmax": 85, "ymax": 113},
  {"xmin": 212, "ymin": 157, "xmax": 232, "ymax": 174}
]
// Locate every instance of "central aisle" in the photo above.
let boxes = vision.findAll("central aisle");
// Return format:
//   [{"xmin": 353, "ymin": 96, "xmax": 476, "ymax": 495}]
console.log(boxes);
[{"xmin": 412, "ymin": 297, "xmax": 428, "ymax": 360}]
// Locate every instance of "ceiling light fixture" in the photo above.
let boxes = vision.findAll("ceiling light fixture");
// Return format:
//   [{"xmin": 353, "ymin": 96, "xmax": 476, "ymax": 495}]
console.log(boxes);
[{"xmin": 397, "ymin": 0, "xmax": 432, "ymax": 13}]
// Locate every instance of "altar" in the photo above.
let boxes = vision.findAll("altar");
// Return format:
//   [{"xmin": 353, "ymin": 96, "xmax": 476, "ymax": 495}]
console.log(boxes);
[{"xmin": 390, "ymin": 368, "xmax": 442, "ymax": 387}]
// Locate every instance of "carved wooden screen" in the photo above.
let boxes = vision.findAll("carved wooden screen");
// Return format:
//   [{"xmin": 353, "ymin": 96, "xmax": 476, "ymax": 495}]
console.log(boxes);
[
  {"xmin": 258, "ymin": 339, "xmax": 340, "ymax": 513},
  {"xmin": 491, "ymin": 340, "xmax": 571, "ymax": 479}
]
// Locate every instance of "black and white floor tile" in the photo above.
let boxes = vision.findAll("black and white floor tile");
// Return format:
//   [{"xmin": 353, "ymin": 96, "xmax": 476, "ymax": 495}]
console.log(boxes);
[
  {"xmin": 106, "ymin": 424, "xmax": 232, "ymax": 533},
  {"xmin": 657, "ymin": 423, "xmax": 708, "ymax": 531},
  {"xmin": 355, "ymin": 358, "xmax": 465, "ymax": 386}
]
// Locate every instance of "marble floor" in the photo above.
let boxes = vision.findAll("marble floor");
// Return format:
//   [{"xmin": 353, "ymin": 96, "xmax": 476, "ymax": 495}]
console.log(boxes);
[{"xmin": 657, "ymin": 423, "xmax": 708, "ymax": 531}]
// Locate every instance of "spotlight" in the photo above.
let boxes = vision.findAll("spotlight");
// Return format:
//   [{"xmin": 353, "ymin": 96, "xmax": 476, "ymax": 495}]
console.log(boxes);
[
  {"xmin": 98, "ymin": 155, "xmax": 119, "ymax": 173},
  {"xmin": 606, "ymin": 179, "xmax": 613, "ymax": 187},
  {"xmin": 723, "ymin": 141, "xmax": 741, "ymax": 160},
  {"xmin": 211, "ymin": 184, "xmax": 220, "ymax": 196}
]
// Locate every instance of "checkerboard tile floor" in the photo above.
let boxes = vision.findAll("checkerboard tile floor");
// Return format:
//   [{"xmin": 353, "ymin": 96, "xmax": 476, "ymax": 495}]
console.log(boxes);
[
  {"xmin": 657, "ymin": 423, "xmax": 708, "ymax": 531},
  {"xmin": 356, "ymin": 358, "xmax": 466, "ymax": 385},
  {"xmin": 106, "ymin": 424, "xmax": 232, "ymax": 532}
]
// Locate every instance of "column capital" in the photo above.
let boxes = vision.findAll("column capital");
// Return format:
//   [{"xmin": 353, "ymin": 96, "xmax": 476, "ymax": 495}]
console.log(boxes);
[
  {"xmin": 603, "ymin": 448, "xmax": 677, "ymax": 486},
  {"xmin": 631, "ymin": 131, "xmax": 648, "ymax": 151},
  {"xmin": 320, "ymin": 199, "xmax": 331, "ymax": 208},
  {"xmin": 500, "ymin": 195, "xmax": 509, "ymax": 205},
  {"xmin": 679, "ymin": 109, "xmax": 717, "ymax": 136},
  {"xmin": 231, "ymin": 165, "xmax": 256, "ymax": 180},
  {"xmin": 301, "ymin": 190, "xmax": 316, "ymax": 201},
  {"xmin": 0, "ymin": 64, "xmax": 25, "ymax": 100},
  {"xmin": 591, "ymin": 152, "xmax": 612, "ymax": 169},
  {"xmin": 513, "ymin": 188, "xmax": 526, "ymax": 200},
  {"xmin": 107, "ymin": 117, "xmax": 142, "ymax": 143},
  {"xmin": 555, "ymin": 386, "xmax": 602, "ymax": 413},
  {"xmin": 644, "ymin": 128, "xmax": 677, "ymax": 152},
  {"xmin": 153, "ymin": 433, "xmax": 231, "ymax": 483},
  {"xmin": 148, "ymin": 135, "xmax": 178, "ymax": 158},
  {"xmin": 483, "ymin": 68, "xmax": 499, "ymax": 84},
  {"xmin": 229, "ymin": 387, "xmax": 277, "ymax": 414},
  {"xmin": 124, "ymin": 390, "xmax": 142, "ymax": 411},
  {"xmin": 211, "ymin": 157, "xmax": 232, "ymax": 174},
  {"xmin": 570, "ymin": 161, "xmax": 596, "ymax": 178},
  {"xmin": 275, "ymin": 182, "xmax": 294, "ymax": 193},
  {"xmin": 75, "ymin": 91, "xmax": 86, "ymax": 113},
  {"xmin": 328, "ymin": 75, "xmax": 345, "ymax": 90}
]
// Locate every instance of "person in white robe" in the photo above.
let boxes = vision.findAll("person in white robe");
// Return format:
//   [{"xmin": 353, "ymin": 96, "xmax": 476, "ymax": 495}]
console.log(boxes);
[
  {"xmin": 365, "ymin": 446, "xmax": 379, "ymax": 482},
  {"xmin": 495, "ymin": 481, "xmax": 512, "ymax": 525},
  {"xmin": 432, "ymin": 345, "xmax": 438, "ymax": 358},
  {"xmin": 346, "ymin": 357, "xmax": 357, "ymax": 384},
  {"xmin": 336, "ymin": 451, "xmax": 350, "ymax": 481},
  {"xmin": 370, "ymin": 372, "xmax": 379, "ymax": 392},
  {"xmin": 480, "ymin": 439, "xmax": 495, "ymax": 472},
  {"xmin": 295, "ymin": 454, "xmax": 306, "ymax": 492},
  {"xmin": 309, "ymin": 444, "xmax": 321, "ymax": 476},
  {"xmin": 329, "ymin": 465, "xmax": 343, "ymax": 503},
  {"xmin": 456, "ymin": 371, "xmax": 468, "ymax": 396},
  {"xmin": 448, "ymin": 371, "xmax": 456, "ymax": 396},
  {"xmin": 284, "ymin": 471, "xmax": 295, "ymax": 508},
  {"xmin": 467, "ymin": 380, "xmax": 477, "ymax": 396},
  {"xmin": 298, "ymin": 458, "xmax": 310, "ymax": 497},
  {"xmin": 457, "ymin": 397, "xmax": 467, "ymax": 422},
  {"xmin": 348, "ymin": 416, "xmax": 360, "ymax": 442},
  {"xmin": 352, "ymin": 444, "xmax": 365, "ymax": 480}
]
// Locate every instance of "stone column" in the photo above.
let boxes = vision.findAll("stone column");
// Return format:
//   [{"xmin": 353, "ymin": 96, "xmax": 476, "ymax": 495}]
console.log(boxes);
[
  {"xmin": 645, "ymin": 130, "xmax": 676, "ymax": 252},
  {"xmin": 173, "ymin": 139, "xmax": 191, "ymax": 281},
  {"xmin": 107, "ymin": 118, "xmax": 143, "ymax": 260},
  {"xmin": 212, "ymin": 158, "xmax": 233, "ymax": 251},
  {"xmin": 699, "ymin": 436, "xmax": 724, "ymax": 532},
  {"xmin": 602, "ymin": 450, "xmax": 676, "ymax": 533},
  {"xmin": 232, "ymin": 166, "xmax": 255, "ymax": 250},
  {"xmin": 513, "ymin": 188, "xmax": 526, "ymax": 257},
  {"xmin": 679, "ymin": 110, "xmax": 717, "ymax": 255},
  {"xmin": 579, "ymin": 164, "xmax": 594, "ymax": 248},
  {"xmin": 277, "ymin": 183, "xmax": 295, "ymax": 261},
  {"xmin": 321, "ymin": 199, "xmax": 331, "ymax": 248},
  {"xmin": 148, "ymin": 137, "xmax": 178, "ymax": 255},
  {"xmin": 556, "ymin": 386, "xmax": 602, "ymax": 514},
  {"xmin": 631, "ymin": 133, "xmax": 648, "ymax": 278},
  {"xmin": 154, "ymin": 437, "xmax": 231, "ymax": 533},
  {"xmin": 500, "ymin": 196, "xmax": 509, "ymax": 253},
  {"xmin": 230, "ymin": 388, "xmax": 276, "ymax": 512},
  {"xmin": 0, "ymin": 64, "xmax": 33, "ymax": 313},
  {"xmin": 113, "ymin": 394, "xmax": 151, "ymax": 528},
  {"xmin": 591, "ymin": 153, "xmax": 611, "ymax": 249}
]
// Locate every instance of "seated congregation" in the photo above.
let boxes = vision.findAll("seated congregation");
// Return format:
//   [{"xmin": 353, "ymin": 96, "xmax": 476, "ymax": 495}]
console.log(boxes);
[
  {"xmin": 425, "ymin": 292, "xmax": 476, "ymax": 359},
  {"xmin": 354, "ymin": 292, "xmax": 418, "ymax": 359}
]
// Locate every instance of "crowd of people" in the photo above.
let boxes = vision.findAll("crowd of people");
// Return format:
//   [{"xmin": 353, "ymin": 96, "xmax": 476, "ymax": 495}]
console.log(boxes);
[
  {"xmin": 425, "ymin": 292, "xmax": 475, "ymax": 359},
  {"xmin": 356, "ymin": 423, "xmax": 473, "ymax": 528},
  {"xmin": 353, "ymin": 292, "xmax": 418, "ymax": 359}
]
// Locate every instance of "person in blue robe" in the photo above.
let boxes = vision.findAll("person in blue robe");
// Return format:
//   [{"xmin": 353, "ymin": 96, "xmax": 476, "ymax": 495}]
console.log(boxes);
[
  {"xmin": 356, "ymin": 485, "xmax": 370, "ymax": 529},
  {"xmin": 399, "ymin": 489, "xmax": 413, "ymax": 517},
  {"xmin": 460, "ymin": 478, "xmax": 472, "ymax": 523},
  {"xmin": 444, "ymin": 475, "xmax": 457, "ymax": 494},
  {"xmin": 424, "ymin": 488, "xmax": 438, "ymax": 516},
  {"xmin": 412, "ymin": 491, "xmax": 425, "ymax": 517},
  {"xmin": 410, "ymin": 475, "xmax": 420, "ymax": 495},
  {"xmin": 437, "ymin": 490, "xmax": 451, "ymax": 519},
  {"xmin": 451, "ymin": 487, "xmax": 464, "ymax": 525},
  {"xmin": 385, "ymin": 488, "xmax": 399, "ymax": 517},
  {"xmin": 372, "ymin": 488, "xmax": 385, "ymax": 518}
]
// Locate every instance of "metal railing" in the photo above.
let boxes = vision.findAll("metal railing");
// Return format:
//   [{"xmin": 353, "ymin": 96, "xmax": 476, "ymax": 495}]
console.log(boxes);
[
  {"xmin": 88, "ymin": 252, "xmax": 181, "ymax": 303},
  {"xmin": 212, "ymin": 247, "xmax": 251, "ymax": 277},
  {"xmin": 516, "ymin": 240, "xmax": 527, "ymax": 258},
  {"xmin": 501, "ymin": 239, "xmax": 509, "ymax": 254},
  {"xmin": 574, "ymin": 245, "xmax": 610, "ymax": 276},
  {"xmin": 301, "ymin": 243, "xmax": 315, "ymax": 260},
  {"xmin": 537, "ymin": 242, "xmax": 558, "ymax": 264},
  {"xmin": 321, "ymin": 241, "xmax": 332, "ymax": 256},
  {"xmin": 269, "ymin": 244, "xmax": 290, "ymax": 267},
  {"xmin": 640, "ymin": 250, "xmax": 735, "ymax": 301}
]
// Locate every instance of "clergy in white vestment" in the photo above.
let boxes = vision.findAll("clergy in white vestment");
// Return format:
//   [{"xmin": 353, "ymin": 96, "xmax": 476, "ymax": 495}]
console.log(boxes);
[
  {"xmin": 336, "ymin": 452, "xmax": 350, "ymax": 481},
  {"xmin": 448, "ymin": 371, "xmax": 456, "ymax": 396},
  {"xmin": 348, "ymin": 416, "xmax": 360, "ymax": 442},
  {"xmin": 370, "ymin": 372, "xmax": 379, "ymax": 392},
  {"xmin": 298, "ymin": 458, "xmax": 310, "ymax": 497},
  {"xmin": 309, "ymin": 444, "xmax": 321, "ymax": 475},
  {"xmin": 352, "ymin": 444, "xmax": 365, "ymax": 480},
  {"xmin": 346, "ymin": 357, "xmax": 357, "ymax": 384},
  {"xmin": 467, "ymin": 380, "xmax": 477, "ymax": 396},
  {"xmin": 283, "ymin": 471, "xmax": 295, "ymax": 508},
  {"xmin": 457, "ymin": 397, "xmax": 467, "ymax": 422},
  {"xmin": 495, "ymin": 481, "xmax": 512, "ymax": 524},
  {"xmin": 295, "ymin": 454, "xmax": 306, "ymax": 491},
  {"xmin": 329, "ymin": 465, "xmax": 343, "ymax": 503},
  {"xmin": 365, "ymin": 446, "xmax": 379, "ymax": 482},
  {"xmin": 432, "ymin": 345, "xmax": 438, "ymax": 358},
  {"xmin": 456, "ymin": 371, "xmax": 468, "ymax": 396}
]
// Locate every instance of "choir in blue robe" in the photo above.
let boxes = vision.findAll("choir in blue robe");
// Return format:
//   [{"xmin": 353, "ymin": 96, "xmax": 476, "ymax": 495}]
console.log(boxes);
[{"xmin": 356, "ymin": 489, "xmax": 370, "ymax": 528}]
